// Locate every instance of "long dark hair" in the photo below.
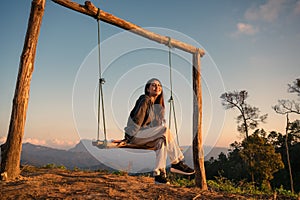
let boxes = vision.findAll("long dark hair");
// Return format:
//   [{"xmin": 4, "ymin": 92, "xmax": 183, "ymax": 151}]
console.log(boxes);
[{"xmin": 144, "ymin": 78, "xmax": 165, "ymax": 121}]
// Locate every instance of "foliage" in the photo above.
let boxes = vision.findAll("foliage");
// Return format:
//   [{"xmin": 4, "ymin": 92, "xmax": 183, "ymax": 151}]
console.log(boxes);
[
  {"xmin": 208, "ymin": 176, "xmax": 300, "ymax": 199},
  {"xmin": 206, "ymin": 129, "xmax": 300, "ymax": 193},
  {"xmin": 112, "ymin": 170, "xmax": 128, "ymax": 176},
  {"xmin": 43, "ymin": 163, "xmax": 56, "ymax": 169},
  {"xmin": 208, "ymin": 176, "xmax": 264, "ymax": 195},
  {"xmin": 220, "ymin": 90, "xmax": 267, "ymax": 138},
  {"xmin": 273, "ymin": 78, "xmax": 300, "ymax": 115},
  {"xmin": 273, "ymin": 99, "xmax": 300, "ymax": 115},
  {"xmin": 288, "ymin": 78, "xmax": 300, "ymax": 96},
  {"xmin": 206, "ymin": 131, "xmax": 285, "ymax": 187},
  {"xmin": 214, "ymin": 79, "xmax": 300, "ymax": 194},
  {"xmin": 275, "ymin": 185, "xmax": 299, "ymax": 198},
  {"xmin": 273, "ymin": 78, "xmax": 300, "ymax": 194},
  {"xmin": 205, "ymin": 142, "xmax": 248, "ymax": 181},
  {"xmin": 168, "ymin": 173, "xmax": 195, "ymax": 187},
  {"xmin": 239, "ymin": 129, "xmax": 284, "ymax": 188},
  {"xmin": 269, "ymin": 125, "xmax": 300, "ymax": 193},
  {"xmin": 42, "ymin": 163, "xmax": 66, "ymax": 170},
  {"xmin": 171, "ymin": 177, "xmax": 195, "ymax": 187},
  {"xmin": 289, "ymin": 120, "xmax": 300, "ymax": 143},
  {"xmin": 73, "ymin": 167, "xmax": 80, "ymax": 171}
]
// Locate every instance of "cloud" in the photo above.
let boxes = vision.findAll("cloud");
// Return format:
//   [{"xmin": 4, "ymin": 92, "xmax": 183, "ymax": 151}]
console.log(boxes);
[
  {"xmin": 47, "ymin": 139, "xmax": 79, "ymax": 149},
  {"xmin": 23, "ymin": 138, "xmax": 47, "ymax": 146},
  {"xmin": 25, "ymin": 138, "xmax": 79, "ymax": 149},
  {"xmin": 233, "ymin": 0, "xmax": 299, "ymax": 37},
  {"xmin": 245, "ymin": 0, "xmax": 286, "ymax": 22},
  {"xmin": 0, "ymin": 137, "xmax": 78, "ymax": 149},
  {"xmin": 235, "ymin": 23, "xmax": 259, "ymax": 36}
]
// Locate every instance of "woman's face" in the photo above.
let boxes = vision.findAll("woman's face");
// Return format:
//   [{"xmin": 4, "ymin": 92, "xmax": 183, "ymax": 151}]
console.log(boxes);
[{"xmin": 147, "ymin": 80, "xmax": 162, "ymax": 98}]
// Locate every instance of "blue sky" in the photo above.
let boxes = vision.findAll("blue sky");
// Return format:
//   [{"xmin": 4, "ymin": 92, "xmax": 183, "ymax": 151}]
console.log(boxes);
[{"xmin": 0, "ymin": 0, "xmax": 300, "ymax": 150}]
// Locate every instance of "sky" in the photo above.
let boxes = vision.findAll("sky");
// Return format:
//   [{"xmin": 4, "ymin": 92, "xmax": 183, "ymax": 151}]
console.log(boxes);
[{"xmin": 0, "ymin": 0, "xmax": 300, "ymax": 151}]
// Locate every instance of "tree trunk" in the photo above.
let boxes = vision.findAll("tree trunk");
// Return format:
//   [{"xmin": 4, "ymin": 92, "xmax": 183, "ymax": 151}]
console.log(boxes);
[
  {"xmin": 0, "ymin": 0, "xmax": 45, "ymax": 181},
  {"xmin": 192, "ymin": 51, "xmax": 207, "ymax": 190},
  {"xmin": 285, "ymin": 114, "xmax": 294, "ymax": 194},
  {"xmin": 242, "ymin": 113, "xmax": 249, "ymax": 138}
]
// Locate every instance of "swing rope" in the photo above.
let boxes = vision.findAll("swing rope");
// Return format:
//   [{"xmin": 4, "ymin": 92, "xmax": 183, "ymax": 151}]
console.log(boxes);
[
  {"xmin": 167, "ymin": 37, "xmax": 180, "ymax": 146},
  {"xmin": 93, "ymin": 11, "xmax": 180, "ymax": 149},
  {"xmin": 96, "ymin": 10, "xmax": 107, "ymax": 145}
]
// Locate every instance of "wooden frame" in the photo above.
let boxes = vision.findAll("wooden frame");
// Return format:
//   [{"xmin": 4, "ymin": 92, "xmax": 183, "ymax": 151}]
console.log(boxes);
[{"xmin": 2, "ymin": 0, "xmax": 207, "ymax": 189}]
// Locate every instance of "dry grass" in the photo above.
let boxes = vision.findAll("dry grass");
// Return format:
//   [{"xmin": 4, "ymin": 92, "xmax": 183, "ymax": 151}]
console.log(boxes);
[{"xmin": 1, "ymin": 166, "xmax": 249, "ymax": 200}]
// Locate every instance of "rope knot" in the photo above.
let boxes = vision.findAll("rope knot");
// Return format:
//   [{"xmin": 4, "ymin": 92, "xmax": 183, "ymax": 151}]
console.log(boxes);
[
  {"xmin": 166, "ymin": 36, "xmax": 173, "ymax": 48},
  {"xmin": 99, "ymin": 78, "xmax": 105, "ymax": 84},
  {"xmin": 95, "ymin": 8, "xmax": 101, "ymax": 20}
]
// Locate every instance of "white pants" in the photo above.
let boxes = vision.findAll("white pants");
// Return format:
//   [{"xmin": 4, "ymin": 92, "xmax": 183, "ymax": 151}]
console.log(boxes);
[{"xmin": 130, "ymin": 126, "xmax": 184, "ymax": 176}]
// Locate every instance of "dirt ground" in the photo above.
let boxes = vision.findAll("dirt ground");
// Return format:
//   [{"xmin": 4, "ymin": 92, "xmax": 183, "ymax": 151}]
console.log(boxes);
[{"xmin": 0, "ymin": 166, "xmax": 256, "ymax": 200}]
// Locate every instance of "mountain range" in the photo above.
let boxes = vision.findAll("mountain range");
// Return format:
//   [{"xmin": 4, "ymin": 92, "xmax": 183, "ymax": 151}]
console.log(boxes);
[{"xmin": 4, "ymin": 140, "xmax": 227, "ymax": 172}]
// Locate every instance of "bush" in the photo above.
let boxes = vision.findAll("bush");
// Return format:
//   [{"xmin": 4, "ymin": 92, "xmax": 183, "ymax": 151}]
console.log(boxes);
[
  {"xmin": 42, "ymin": 163, "xmax": 66, "ymax": 170},
  {"xmin": 112, "ymin": 170, "xmax": 128, "ymax": 176},
  {"xmin": 275, "ymin": 185, "xmax": 299, "ymax": 198},
  {"xmin": 43, "ymin": 163, "xmax": 56, "ymax": 169},
  {"xmin": 208, "ymin": 176, "xmax": 265, "ymax": 195},
  {"xmin": 168, "ymin": 173, "xmax": 195, "ymax": 187},
  {"xmin": 208, "ymin": 176, "xmax": 300, "ymax": 199}
]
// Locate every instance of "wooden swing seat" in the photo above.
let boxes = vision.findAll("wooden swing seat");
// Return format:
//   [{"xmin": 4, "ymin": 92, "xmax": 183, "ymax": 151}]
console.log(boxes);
[{"xmin": 92, "ymin": 140, "xmax": 156, "ymax": 150}]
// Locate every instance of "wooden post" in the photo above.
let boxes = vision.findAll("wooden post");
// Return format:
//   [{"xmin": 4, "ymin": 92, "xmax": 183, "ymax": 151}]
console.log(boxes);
[
  {"xmin": 0, "ymin": 0, "xmax": 45, "ymax": 180},
  {"xmin": 192, "ymin": 50, "xmax": 207, "ymax": 189}
]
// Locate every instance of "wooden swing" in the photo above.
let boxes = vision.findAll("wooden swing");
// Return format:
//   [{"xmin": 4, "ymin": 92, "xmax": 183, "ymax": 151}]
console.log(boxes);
[
  {"xmin": 51, "ymin": 0, "xmax": 207, "ymax": 189},
  {"xmin": 92, "ymin": 139, "xmax": 157, "ymax": 150},
  {"xmin": 5, "ymin": 0, "xmax": 206, "ymax": 188},
  {"xmin": 92, "ymin": 16, "xmax": 178, "ymax": 150}
]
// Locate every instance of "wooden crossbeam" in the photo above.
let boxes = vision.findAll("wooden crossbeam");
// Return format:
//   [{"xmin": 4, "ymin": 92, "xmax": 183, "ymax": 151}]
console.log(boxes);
[{"xmin": 52, "ymin": 0, "xmax": 205, "ymax": 56}]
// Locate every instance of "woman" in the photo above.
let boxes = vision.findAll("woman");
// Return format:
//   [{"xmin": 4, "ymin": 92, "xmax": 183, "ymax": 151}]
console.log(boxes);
[{"xmin": 124, "ymin": 78, "xmax": 194, "ymax": 184}]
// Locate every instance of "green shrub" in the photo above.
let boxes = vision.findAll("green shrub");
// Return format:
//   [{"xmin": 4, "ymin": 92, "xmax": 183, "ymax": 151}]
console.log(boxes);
[
  {"xmin": 43, "ymin": 163, "xmax": 56, "ymax": 169},
  {"xmin": 171, "ymin": 177, "xmax": 195, "ymax": 187},
  {"xmin": 208, "ymin": 176, "xmax": 299, "ymax": 199},
  {"xmin": 208, "ymin": 176, "xmax": 264, "ymax": 195},
  {"xmin": 57, "ymin": 165, "xmax": 66, "ymax": 170},
  {"xmin": 275, "ymin": 185, "xmax": 299, "ymax": 198},
  {"xmin": 167, "ymin": 173, "xmax": 195, "ymax": 187},
  {"xmin": 112, "ymin": 171, "xmax": 128, "ymax": 176},
  {"xmin": 42, "ymin": 163, "xmax": 66, "ymax": 170},
  {"xmin": 208, "ymin": 177, "xmax": 242, "ymax": 194}
]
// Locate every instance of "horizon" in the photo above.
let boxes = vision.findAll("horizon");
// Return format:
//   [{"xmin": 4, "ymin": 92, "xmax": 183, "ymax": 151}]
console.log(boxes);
[{"xmin": 0, "ymin": 137, "xmax": 229, "ymax": 150}]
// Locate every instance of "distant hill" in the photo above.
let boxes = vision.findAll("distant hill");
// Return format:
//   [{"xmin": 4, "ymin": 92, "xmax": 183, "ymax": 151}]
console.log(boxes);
[
  {"xmin": 68, "ymin": 139, "xmax": 91, "ymax": 153},
  {"xmin": 19, "ymin": 140, "xmax": 227, "ymax": 172},
  {"xmin": 21, "ymin": 143, "xmax": 113, "ymax": 171},
  {"xmin": 180, "ymin": 145, "xmax": 228, "ymax": 167},
  {"xmin": 204, "ymin": 146, "xmax": 228, "ymax": 160}
]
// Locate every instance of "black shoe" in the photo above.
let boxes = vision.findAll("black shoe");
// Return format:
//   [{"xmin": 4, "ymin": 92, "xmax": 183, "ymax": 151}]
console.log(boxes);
[
  {"xmin": 154, "ymin": 173, "xmax": 170, "ymax": 185},
  {"xmin": 170, "ymin": 161, "xmax": 195, "ymax": 175}
]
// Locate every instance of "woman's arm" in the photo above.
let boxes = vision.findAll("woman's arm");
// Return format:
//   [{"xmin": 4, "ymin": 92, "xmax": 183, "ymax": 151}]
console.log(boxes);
[{"xmin": 124, "ymin": 95, "xmax": 150, "ymax": 137}]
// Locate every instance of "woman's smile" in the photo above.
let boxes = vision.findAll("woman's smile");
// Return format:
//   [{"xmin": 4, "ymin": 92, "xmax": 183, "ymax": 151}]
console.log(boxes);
[{"xmin": 148, "ymin": 81, "xmax": 162, "ymax": 97}]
